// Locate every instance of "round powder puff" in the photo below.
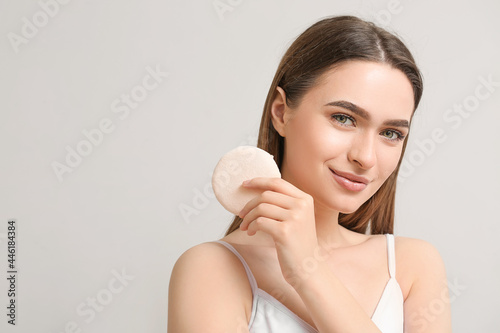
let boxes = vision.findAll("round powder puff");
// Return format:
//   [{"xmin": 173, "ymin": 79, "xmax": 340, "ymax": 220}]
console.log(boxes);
[{"xmin": 212, "ymin": 146, "xmax": 281, "ymax": 215}]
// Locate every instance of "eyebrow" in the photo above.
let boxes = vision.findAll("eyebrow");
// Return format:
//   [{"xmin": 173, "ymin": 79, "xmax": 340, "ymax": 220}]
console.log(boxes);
[{"xmin": 325, "ymin": 100, "xmax": 410, "ymax": 128}]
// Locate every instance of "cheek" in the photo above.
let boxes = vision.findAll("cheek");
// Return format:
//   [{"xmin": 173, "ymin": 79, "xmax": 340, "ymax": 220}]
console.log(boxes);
[
  {"xmin": 287, "ymin": 118, "xmax": 350, "ymax": 165},
  {"xmin": 377, "ymin": 146, "xmax": 404, "ymax": 180}
]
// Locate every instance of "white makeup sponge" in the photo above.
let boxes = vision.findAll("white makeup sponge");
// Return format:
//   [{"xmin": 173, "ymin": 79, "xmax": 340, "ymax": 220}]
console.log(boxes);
[{"xmin": 212, "ymin": 146, "xmax": 281, "ymax": 215}]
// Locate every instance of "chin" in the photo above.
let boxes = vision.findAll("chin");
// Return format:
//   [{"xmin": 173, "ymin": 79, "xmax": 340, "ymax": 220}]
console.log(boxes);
[
  {"xmin": 339, "ymin": 207, "xmax": 359, "ymax": 214},
  {"xmin": 325, "ymin": 197, "xmax": 365, "ymax": 215},
  {"xmin": 339, "ymin": 206, "xmax": 361, "ymax": 214}
]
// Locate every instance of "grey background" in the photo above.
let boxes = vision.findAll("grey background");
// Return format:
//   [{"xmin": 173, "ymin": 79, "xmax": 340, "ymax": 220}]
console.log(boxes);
[{"xmin": 1, "ymin": 0, "xmax": 499, "ymax": 332}]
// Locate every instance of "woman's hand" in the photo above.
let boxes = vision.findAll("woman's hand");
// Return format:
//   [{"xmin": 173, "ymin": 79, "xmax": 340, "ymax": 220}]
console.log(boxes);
[
  {"xmin": 238, "ymin": 177, "xmax": 322, "ymax": 287},
  {"xmin": 237, "ymin": 177, "xmax": 388, "ymax": 333}
]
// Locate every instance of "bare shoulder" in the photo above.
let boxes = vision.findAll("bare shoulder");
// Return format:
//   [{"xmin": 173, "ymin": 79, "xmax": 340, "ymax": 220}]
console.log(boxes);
[
  {"xmin": 394, "ymin": 236, "xmax": 445, "ymax": 267},
  {"xmin": 169, "ymin": 241, "xmax": 253, "ymax": 298},
  {"xmin": 168, "ymin": 242, "xmax": 252, "ymax": 332},
  {"xmin": 393, "ymin": 236, "xmax": 448, "ymax": 298},
  {"xmin": 170, "ymin": 241, "xmax": 245, "ymax": 277}
]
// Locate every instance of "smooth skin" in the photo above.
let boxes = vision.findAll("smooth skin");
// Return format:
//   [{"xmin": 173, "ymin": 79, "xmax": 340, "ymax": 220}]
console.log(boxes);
[{"xmin": 168, "ymin": 61, "xmax": 452, "ymax": 333}]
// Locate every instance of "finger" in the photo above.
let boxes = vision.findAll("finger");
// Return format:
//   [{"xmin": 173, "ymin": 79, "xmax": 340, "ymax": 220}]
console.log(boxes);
[
  {"xmin": 238, "ymin": 190, "xmax": 294, "ymax": 218},
  {"xmin": 246, "ymin": 216, "xmax": 281, "ymax": 236},
  {"xmin": 242, "ymin": 177, "xmax": 306, "ymax": 199},
  {"xmin": 240, "ymin": 203, "xmax": 288, "ymax": 231}
]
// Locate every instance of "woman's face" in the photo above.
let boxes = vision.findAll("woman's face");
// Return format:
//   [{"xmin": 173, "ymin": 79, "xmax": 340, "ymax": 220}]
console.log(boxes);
[{"xmin": 272, "ymin": 60, "xmax": 415, "ymax": 214}]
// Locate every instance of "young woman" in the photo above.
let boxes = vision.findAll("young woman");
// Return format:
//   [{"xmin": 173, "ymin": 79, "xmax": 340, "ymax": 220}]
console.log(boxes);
[{"xmin": 168, "ymin": 15, "xmax": 452, "ymax": 333}]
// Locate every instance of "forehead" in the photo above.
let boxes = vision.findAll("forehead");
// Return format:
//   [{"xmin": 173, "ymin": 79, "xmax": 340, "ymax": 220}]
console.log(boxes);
[{"xmin": 305, "ymin": 61, "xmax": 415, "ymax": 121}]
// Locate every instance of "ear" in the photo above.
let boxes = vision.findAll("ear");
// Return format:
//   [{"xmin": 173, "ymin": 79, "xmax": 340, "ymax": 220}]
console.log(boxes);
[{"xmin": 270, "ymin": 86, "xmax": 289, "ymax": 137}]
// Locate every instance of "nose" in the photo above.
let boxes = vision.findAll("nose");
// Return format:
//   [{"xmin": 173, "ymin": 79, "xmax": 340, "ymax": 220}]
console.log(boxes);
[{"xmin": 347, "ymin": 132, "xmax": 377, "ymax": 170}]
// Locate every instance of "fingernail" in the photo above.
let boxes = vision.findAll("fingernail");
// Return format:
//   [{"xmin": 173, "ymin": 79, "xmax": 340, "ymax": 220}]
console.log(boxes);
[{"xmin": 242, "ymin": 180, "xmax": 250, "ymax": 186}]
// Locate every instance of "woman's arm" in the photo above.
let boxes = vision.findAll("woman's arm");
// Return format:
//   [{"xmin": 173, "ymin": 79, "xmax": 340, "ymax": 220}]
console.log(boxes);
[
  {"xmin": 238, "ymin": 177, "xmax": 452, "ymax": 333},
  {"xmin": 289, "ymin": 238, "xmax": 452, "ymax": 333},
  {"xmin": 167, "ymin": 243, "xmax": 252, "ymax": 333},
  {"xmin": 399, "ymin": 237, "xmax": 452, "ymax": 333},
  {"xmin": 239, "ymin": 177, "xmax": 383, "ymax": 332},
  {"xmin": 293, "ymin": 261, "xmax": 384, "ymax": 332}
]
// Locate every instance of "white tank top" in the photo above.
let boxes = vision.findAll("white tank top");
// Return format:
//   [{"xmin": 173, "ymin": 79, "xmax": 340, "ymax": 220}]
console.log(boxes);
[{"xmin": 215, "ymin": 234, "xmax": 403, "ymax": 332}]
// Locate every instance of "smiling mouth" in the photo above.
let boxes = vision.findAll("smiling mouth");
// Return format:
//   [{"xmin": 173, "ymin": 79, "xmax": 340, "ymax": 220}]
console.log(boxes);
[{"xmin": 329, "ymin": 169, "xmax": 369, "ymax": 192}]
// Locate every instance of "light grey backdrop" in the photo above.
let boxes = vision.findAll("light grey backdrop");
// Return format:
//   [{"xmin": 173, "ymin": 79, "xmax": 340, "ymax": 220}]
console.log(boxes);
[{"xmin": 1, "ymin": 0, "xmax": 499, "ymax": 332}]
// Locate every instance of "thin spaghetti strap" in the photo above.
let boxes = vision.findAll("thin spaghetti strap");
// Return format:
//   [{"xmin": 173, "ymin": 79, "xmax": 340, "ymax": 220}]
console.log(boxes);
[
  {"xmin": 214, "ymin": 240, "xmax": 258, "ymax": 293},
  {"xmin": 386, "ymin": 234, "xmax": 396, "ymax": 278}
]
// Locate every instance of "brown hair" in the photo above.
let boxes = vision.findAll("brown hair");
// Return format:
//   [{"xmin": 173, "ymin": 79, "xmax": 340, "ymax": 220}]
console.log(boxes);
[{"xmin": 225, "ymin": 15, "xmax": 423, "ymax": 235}]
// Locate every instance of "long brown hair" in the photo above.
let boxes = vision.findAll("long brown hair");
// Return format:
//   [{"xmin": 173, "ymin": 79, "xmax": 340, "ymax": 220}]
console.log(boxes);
[{"xmin": 225, "ymin": 15, "xmax": 423, "ymax": 235}]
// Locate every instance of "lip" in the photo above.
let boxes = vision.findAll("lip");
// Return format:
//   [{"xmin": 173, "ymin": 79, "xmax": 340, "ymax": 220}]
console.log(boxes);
[{"xmin": 329, "ymin": 168, "xmax": 370, "ymax": 192}]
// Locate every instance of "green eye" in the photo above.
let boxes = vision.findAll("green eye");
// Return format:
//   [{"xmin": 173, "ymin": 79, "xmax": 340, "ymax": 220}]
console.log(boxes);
[
  {"xmin": 336, "ymin": 115, "xmax": 347, "ymax": 123},
  {"xmin": 381, "ymin": 130, "xmax": 405, "ymax": 142},
  {"xmin": 382, "ymin": 130, "xmax": 395, "ymax": 138},
  {"xmin": 332, "ymin": 114, "xmax": 354, "ymax": 126}
]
